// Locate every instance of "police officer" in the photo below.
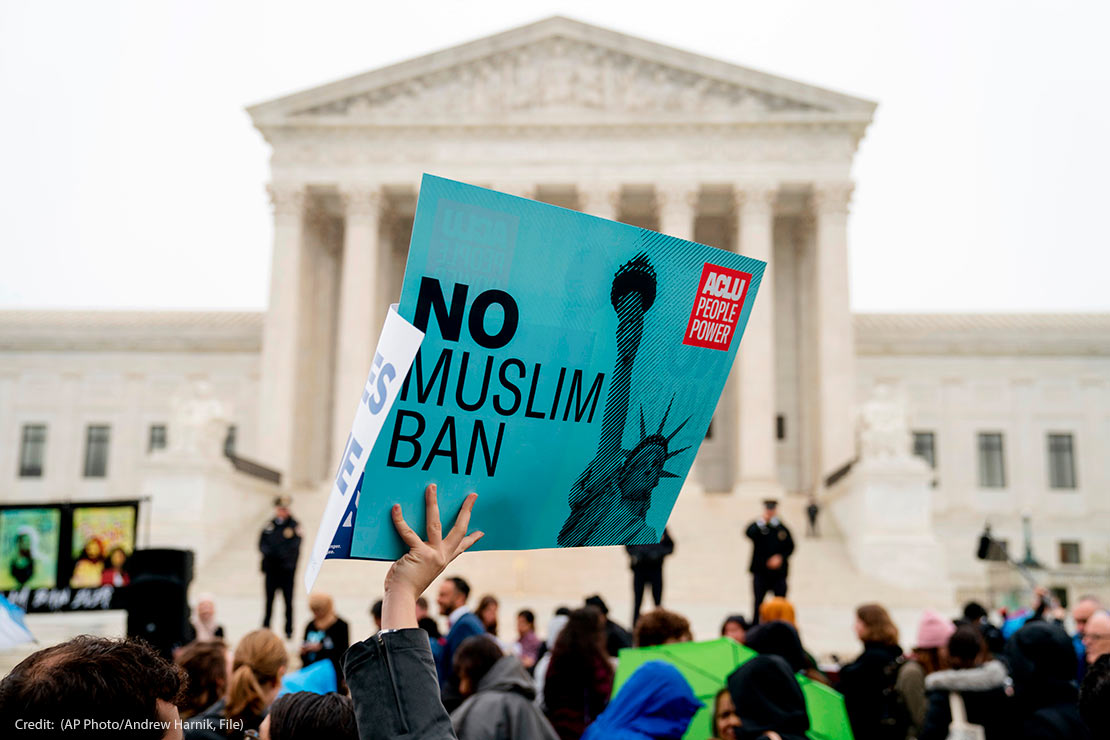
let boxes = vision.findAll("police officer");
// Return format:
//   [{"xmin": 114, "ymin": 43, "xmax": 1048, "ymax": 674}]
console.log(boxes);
[
  {"xmin": 260, "ymin": 496, "xmax": 302, "ymax": 638},
  {"xmin": 745, "ymin": 499, "xmax": 794, "ymax": 624}
]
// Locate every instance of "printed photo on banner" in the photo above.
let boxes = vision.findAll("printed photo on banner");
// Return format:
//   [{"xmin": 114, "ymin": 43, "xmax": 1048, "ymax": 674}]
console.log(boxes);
[
  {"xmin": 0, "ymin": 508, "xmax": 61, "ymax": 591},
  {"xmin": 70, "ymin": 506, "xmax": 136, "ymax": 588}
]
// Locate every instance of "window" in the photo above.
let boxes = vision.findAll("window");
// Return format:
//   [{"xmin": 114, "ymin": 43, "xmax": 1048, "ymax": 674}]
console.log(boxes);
[
  {"xmin": 19, "ymin": 424, "xmax": 46, "ymax": 478},
  {"xmin": 776, "ymin": 415, "xmax": 786, "ymax": 441},
  {"xmin": 83, "ymin": 425, "xmax": 110, "ymax": 478},
  {"xmin": 1047, "ymin": 433, "xmax": 1076, "ymax": 489},
  {"xmin": 224, "ymin": 425, "xmax": 238, "ymax": 456},
  {"xmin": 148, "ymin": 424, "xmax": 167, "ymax": 453},
  {"xmin": 912, "ymin": 431, "xmax": 936, "ymax": 469},
  {"xmin": 1059, "ymin": 541, "xmax": 1081, "ymax": 565},
  {"xmin": 977, "ymin": 432, "xmax": 1006, "ymax": 488}
]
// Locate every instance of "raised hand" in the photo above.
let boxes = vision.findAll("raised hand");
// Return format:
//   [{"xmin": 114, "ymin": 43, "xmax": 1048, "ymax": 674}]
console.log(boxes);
[{"xmin": 381, "ymin": 484, "xmax": 483, "ymax": 630}]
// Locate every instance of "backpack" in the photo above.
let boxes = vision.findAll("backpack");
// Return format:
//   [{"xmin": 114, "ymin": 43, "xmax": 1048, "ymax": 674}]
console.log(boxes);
[
  {"xmin": 946, "ymin": 692, "xmax": 986, "ymax": 740},
  {"xmin": 876, "ymin": 655, "xmax": 911, "ymax": 740}
]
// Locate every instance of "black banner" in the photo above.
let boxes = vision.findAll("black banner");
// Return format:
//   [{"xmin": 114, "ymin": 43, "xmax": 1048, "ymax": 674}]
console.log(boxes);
[{"xmin": 0, "ymin": 499, "xmax": 140, "ymax": 613}]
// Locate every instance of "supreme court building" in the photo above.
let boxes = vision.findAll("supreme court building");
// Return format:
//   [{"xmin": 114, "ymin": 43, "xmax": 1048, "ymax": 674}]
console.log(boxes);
[{"xmin": 2, "ymin": 18, "xmax": 1109, "ymax": 643}]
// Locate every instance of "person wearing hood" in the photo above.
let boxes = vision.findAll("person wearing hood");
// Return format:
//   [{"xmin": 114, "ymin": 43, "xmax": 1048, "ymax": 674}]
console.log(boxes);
[
  {"xmin": 918, "ymin": 624, "xmax": 1014, "ymax": 740},
  {"xmin": 837, "ymin": 603, "xmax": 908, "ymax": 740},
  {"xmin": 743, "ymin": 620, "xmax": 829, "ymax": 686},
  {"xmin": 450, "ymin": 636, "xmax": 559, "ymax": 740},
  {"xmin": 1005, "ymin": 620, "xmax": 1092, "ymax": 740},
  {"xmin": 581, "ymin": 661, "xmax": 701, "ymax": 740},
  {"xmin": 727, "ymin": 654, "xmax": 810, "ymax": 740},
  {"xmin": 895, "ymin": 609, "xmax": 955, "ymax": 738}
]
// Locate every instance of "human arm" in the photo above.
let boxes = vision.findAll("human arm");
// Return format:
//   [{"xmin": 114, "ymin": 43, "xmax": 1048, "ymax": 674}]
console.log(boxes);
[
  {"xmin": 896, "ymin": 661, "xmax": 928, "ymax": 733},
  {"xmin": 345, "ymin": 484, "xmax": 483, "ymax": 740}
]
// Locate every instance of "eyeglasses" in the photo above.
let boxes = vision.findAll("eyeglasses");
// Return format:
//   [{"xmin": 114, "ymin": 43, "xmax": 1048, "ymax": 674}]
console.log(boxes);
[
  {"xmin": 1083, "ymin": 633, "xmax": 1110, "ymax": 642},
  {"xmin": 244, "ymin": 731, "xmax": 261, "ymax": 739}
]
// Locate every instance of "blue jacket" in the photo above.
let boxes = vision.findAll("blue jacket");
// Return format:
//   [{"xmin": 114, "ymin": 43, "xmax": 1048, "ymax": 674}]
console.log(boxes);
[
  {"xmin": 581, "ymin": 661, "xmax": 701, "ymax": 740},
  {"xmin": 439, "ymin": 610, "xmax": 486, "ymax": 687}
]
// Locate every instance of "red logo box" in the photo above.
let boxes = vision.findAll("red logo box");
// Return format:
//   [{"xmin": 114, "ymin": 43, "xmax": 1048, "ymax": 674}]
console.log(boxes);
[{"xmin": 683, "ymin": 263, "xmax": 751, "ymax": 351}]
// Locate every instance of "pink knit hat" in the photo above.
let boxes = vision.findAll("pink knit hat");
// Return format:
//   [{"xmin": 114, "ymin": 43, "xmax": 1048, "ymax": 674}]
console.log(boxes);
[{"xmin": 916, "ymin": 609, "xmax": 956, "ymax": 649}]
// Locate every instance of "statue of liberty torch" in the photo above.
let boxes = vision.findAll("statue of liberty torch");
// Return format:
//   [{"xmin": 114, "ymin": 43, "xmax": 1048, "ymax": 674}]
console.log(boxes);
[{"xmin": 558, "ymin": 254, "xmax": 689, "ymax": 547}]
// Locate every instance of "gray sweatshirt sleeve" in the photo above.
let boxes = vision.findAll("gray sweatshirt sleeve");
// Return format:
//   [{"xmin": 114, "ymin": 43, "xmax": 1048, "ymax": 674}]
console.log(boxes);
[{"xmin": 345, "ymin": 629, "xmax": 458, "ymax": 740}]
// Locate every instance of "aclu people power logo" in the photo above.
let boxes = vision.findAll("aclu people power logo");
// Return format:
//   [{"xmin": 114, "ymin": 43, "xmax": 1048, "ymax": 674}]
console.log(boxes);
[{"xmin": 683, "ymin": 263, "xmax": 751, "ymax": 351}]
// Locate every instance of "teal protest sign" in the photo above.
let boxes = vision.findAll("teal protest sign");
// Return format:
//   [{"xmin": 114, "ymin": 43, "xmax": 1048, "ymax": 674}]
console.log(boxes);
[{"xmin": 342, "ymin": 175, "xmax": 764, "ymax": 560}]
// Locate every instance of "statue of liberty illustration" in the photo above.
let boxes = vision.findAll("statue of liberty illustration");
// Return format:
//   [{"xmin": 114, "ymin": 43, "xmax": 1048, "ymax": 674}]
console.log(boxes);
[{"xmin": 558, "ymin": 253, "xmax": 690, "ymax": 547}]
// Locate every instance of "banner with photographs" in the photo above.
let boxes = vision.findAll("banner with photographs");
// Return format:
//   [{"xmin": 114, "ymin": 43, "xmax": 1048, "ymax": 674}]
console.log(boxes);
[{"xmin": 0, "ymin": 500, "xmax": 140, "ymax": 613}]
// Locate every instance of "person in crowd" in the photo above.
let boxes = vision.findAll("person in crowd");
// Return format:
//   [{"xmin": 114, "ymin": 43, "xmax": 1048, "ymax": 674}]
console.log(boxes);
[
  {"xmin": 371, "ymin": 598, "xmax": 384, "ymax": 632},
  {"xmin": 721, "ymin": 615, "xmax": 750, "ymax": 644},
  {"xmin": 477, "ymin": 594, "xmax": 500, "ymax": 634},
  {"xmin": 259, "ymin": 496, "xmax": 302, "ymax": 639},
  {"xmin": 188, "ymin": 593, "xmax": 226, "ymax": 642},
  {"xmin": 727, "ymin": 654, "xmax": 810, "ymax": 740},
  {"xmin": 710, "ymin": 687, "xmax": 741, "ymax": 740},
  {"xmin": 533, "ymin": 613, "xmax": 569, "ymax": 709},
  {"xmin": 805, "ymin": 496, "xmax": 820, "ymax": 538},
  {"xmin": 0, "ymin": 635, "xmax": 186, "ymax": 739},
  {"xmin": 1071, "ymin": 595, "xmax": 1101, "ymax": 678},
  {"xmin": 580, "ymin": 661, "xmax": 701, "ymax": 740},
  {"xmin": 544, "ymin": 606, "xmax": 615, "ymax": 740},
  {"xmin": 301, "ymin": 592, "xmax": 350, "ymax": 688},
  {"xmin": 744, "ymin": 620, "xmax": 829, "ymax": 685},
  {"xmin": 343, "ymin": 484, "xmax": 481, "ymax": 738},
  {"xmin": 917, "ymin": 624, "xmax": 1014, "ymax": 740},
  {"xmin": 189, "ymin": 628, "xmax": 289, "ymax": 739},
  {"xmin": 437, "ymin": 575, "xmax": 487, "ymax": 688},
  {"xmin": 894, "ymin": 609, "xmax": 954, "ymax": 738},
  {"xmin": 745, "ymin": 500, "xmax": 794, "ymax": 625},
  {"xmin": 419, "ymin": 596, "xmax": 443, "ymax": 639},
  {"xmin": 516, "ymin": 609, "xmax": 543, "ymax": 670},
  {"xmin": 633, "ymin": 607, "xmax": 692, "ymax": 647},
  {"xmin": 585, "ymin": 594, "xmax": 632, "ymax": 658},
  {"xmin": 450, "ymin": 635, "xmax": 559, "ymax": 740},
  {"xmin": 837, "ymin": 603, "xmax": 908, "ymax": 740},
  {"xmin": 625, "ymin": 527, "xmax": 675, "ymax": 627},
  {"xmin": 1005, "ymin": 620, "xmax": 1091, "ymax": 739},
  {"xmin": 759, "ymin": 597, "xmax": 796, "ymax": 627},
  {"xmin": 962, "ymin": 602, "xmax": 1005, "ymax": 656},
  {"xmin": 1079, "ymin": 654, "xmax": 1110, "ymax": 738},
  {"xmin": 1082, "ymin": 610, "xmax": 1110, "ymax": 666},
  {"xmin": 259, "ymin": 691, "xmax": 358, "ymax": 740},
  {"xmin": 176, "ymin": 640, "xmax": 229, "ymax": 720}
]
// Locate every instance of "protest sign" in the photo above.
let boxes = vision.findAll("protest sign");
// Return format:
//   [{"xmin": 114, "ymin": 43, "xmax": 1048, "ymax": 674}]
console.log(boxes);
[
  {"xmin": 327, "ymin": 175, "xmax": 764, "ymax": 562},
  {"xmin": 304, "ymin": 305, "xmax": 424, "ymax": 591}
]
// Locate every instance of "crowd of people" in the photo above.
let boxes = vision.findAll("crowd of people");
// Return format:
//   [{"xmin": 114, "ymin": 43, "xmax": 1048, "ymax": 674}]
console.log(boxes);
[{"xmin": 1, "ymin": 487, "xmax": 1108, "ymax": 740}]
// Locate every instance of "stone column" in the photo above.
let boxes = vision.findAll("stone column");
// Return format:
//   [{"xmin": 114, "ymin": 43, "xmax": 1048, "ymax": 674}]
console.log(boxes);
[
  {"xmin": 734, "ymin": 185, "xmax": 781, "ymax": 495},
  {"xmin": 578, "ymin": 183, "xmax": 621, "ymax": 221},
  {"xmin": 332, "ymin": 185, "xmax": 383, "ymax": 463},
  {"xmin": 812, "ymin": 183, "xmax": 857, "ymax": 491},
  {"xmin": 655, "ymin": 183, "xmax": 698, "ymax": 240},
  {"xmin": 655, "ymin": 183, "xmax": 702, "ymax": 491},
  {"xmin": 257, "ymin": 183, "xmax": 306, "ymax": 484}
]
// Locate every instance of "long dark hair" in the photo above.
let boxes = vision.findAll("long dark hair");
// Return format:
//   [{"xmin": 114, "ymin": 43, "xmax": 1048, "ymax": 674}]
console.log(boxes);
[{"xmin": 545, "ymin": 606, "xmax": 610, "ymax": 696}]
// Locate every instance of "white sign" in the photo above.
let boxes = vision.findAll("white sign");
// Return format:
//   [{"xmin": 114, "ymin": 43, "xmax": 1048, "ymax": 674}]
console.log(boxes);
[{"xmin": 304, "ymin": 305, "xmax": 424, "ymax": 591}]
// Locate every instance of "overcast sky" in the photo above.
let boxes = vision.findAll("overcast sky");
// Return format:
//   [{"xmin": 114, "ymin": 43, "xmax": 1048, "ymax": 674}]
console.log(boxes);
[{"xmin": 1, "ymin": 0, "xmax": 1107, "ymax": 312}]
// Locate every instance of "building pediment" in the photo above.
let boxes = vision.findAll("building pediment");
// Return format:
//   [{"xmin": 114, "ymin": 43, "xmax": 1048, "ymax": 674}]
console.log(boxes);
[{"xmin": 248, "ymin": 16, "xmax": 875, "ymax": 129}]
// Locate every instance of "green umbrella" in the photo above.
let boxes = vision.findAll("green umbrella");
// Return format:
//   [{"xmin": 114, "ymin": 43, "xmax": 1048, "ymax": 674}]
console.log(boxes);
[{"xmin": 612, "ymin": 638, "xmax": 853, "ymax": 740}]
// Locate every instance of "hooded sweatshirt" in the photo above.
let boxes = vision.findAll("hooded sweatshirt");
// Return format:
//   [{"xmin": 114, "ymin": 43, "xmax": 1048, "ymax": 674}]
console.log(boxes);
[
  {"xmin": 581, "ymin": 661, "xmax": 702, "ymax": 740},
  {"xmin": 1005, "ymin": 622, "xmax": 1091, "ymax": 740},
  {"xmin": 727, "ymin": 655, "xmax": 810, "ymax": 740},
  {"xmin": 451, "ymin": 655, "xmax": 560, "ymax": 740},
  {"xmin": 918, "ymin": 660, "xmax": 1014, "ymax": 740}
]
